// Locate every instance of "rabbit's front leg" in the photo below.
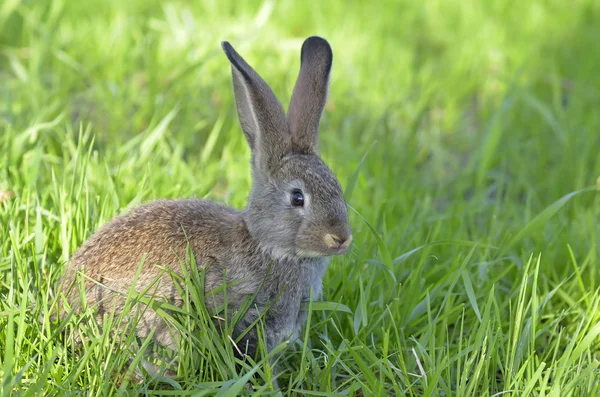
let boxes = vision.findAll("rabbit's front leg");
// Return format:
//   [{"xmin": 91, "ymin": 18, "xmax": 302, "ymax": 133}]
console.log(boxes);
[{"xmin": 228, "ymin": 306, "xmax": 281, "ymax": 389}]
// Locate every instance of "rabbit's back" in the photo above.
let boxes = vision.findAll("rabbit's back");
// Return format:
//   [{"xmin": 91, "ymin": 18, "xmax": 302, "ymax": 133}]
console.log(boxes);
[{"xmin": 61, "ymin": 199, "xmax": 243, "ymax": 309}]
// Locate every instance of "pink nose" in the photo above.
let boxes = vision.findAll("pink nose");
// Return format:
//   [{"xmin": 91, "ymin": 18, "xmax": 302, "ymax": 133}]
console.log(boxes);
[{"xmin": 324, "ymin": 234, "xmax": 352, "ymax": 249}]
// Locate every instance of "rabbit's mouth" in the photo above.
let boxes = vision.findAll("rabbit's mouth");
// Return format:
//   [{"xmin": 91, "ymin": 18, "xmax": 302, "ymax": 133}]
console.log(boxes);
[
  {"xmin": 324, "ymin": 233, "xmax": 352, "ymax": 253},
  {"xmin": 296, "ymin": 241, "xmax": 351, "ymax": 257},
  {"xmin": 298, "ymin": 233, "xmax": 351, "ymax": 257},
  {"xmin": 295, "ymin": 233, "xmax": 352, "ymax": 257}
]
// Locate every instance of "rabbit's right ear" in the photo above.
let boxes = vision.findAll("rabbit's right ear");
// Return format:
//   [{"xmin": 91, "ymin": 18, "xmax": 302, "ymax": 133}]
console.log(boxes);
[
  {"xmin": 287, "ymin": 36, "xmax": 333, "ymax": 155},
  {"xmin": 222, "ymin": 42, "xmax": 290, "ymax": 169}
]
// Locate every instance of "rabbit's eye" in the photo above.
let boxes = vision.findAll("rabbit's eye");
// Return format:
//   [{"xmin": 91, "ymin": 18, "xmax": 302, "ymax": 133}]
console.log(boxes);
[{"xmin": 291, "ymin": 190, "xmax": 305, "ymax": 207}]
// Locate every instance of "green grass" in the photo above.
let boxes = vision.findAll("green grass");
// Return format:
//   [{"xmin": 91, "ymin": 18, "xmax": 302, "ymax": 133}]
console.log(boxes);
[{"xmin": 1, "ymin": 0, "xmax": 600, "ymax": 395}]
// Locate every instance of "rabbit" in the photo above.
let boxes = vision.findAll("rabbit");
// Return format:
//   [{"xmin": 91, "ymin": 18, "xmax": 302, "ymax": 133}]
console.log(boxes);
[{"xmin": 57, "ymin": 36, "xmax": 352, "ymax": 379}]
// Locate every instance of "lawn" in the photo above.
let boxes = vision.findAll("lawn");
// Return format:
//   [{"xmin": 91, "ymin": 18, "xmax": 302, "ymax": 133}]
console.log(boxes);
[{"xmin": 1, "ymin": 0, "xmax": 600, "ymax": 395}]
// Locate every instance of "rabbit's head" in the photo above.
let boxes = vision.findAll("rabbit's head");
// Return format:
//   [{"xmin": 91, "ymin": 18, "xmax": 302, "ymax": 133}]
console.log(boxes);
[{"xmin": 222, "ymin": 37, "xmax": 351, "ymax": 259}]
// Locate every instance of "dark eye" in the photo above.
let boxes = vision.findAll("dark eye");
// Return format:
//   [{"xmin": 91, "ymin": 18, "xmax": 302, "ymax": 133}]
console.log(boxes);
[{"xmin": 291, "ymin": 190, "xmax": 304, "ymax": 207}]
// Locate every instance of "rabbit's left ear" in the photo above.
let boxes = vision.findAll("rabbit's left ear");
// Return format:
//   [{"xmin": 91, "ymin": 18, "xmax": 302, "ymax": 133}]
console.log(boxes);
[
  {"xmin": 287, "ymin": 36, "xmax": 333, "ymax": 155},
  {"xmin": 222, "ymin": 41, "xmax": 291, "ymax": 170}
]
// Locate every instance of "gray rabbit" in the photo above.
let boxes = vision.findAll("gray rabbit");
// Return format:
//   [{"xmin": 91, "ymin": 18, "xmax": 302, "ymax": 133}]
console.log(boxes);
[{"xmin": 59, "ymin": 36, "xmax": 351, "ymax": 377}]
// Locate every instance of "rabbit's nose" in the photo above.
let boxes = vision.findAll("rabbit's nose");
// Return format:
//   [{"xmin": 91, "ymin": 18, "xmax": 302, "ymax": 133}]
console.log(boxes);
[{"xmin": 324, "ymin": 233, "xmax": 352, "ymax": 249}]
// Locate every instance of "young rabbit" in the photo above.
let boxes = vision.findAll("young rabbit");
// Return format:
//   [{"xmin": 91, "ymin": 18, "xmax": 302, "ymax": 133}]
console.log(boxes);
[{"xmin": 59, "ymin": 36, "xmax": 351, "ymax": 374}]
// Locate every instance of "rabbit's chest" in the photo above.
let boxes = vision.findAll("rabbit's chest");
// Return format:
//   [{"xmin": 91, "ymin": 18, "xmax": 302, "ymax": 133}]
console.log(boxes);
[
  {"xmin": 215, "ymin": 253, "xmax": 328, "ymax": 316},
  {"xmin": 299, "ymin": 258, "xmax": 328, "ymax": 300},
  {"xmin": 265, "ymin": 257, "xmax": 328, "ymax": 300},
  {"xmin": 266, "ymin": 257, "xmax": 328, "ymax": 342},
  {"xmin": 268, "ymin": 258, "xmax": 328, "ymax": 315}
]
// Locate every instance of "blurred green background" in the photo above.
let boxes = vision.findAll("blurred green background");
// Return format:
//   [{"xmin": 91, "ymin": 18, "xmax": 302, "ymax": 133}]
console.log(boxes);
[
  {"xmin": 1, "ymin": 0, "xmax": 599, "ymax": 394},
  {"xmin": 4, "ymin": 0, "xmax": 597, "ymax": 264},
  {"xmin": 2, "ymin": 0, "xmax": 598, "ymax": 232}
]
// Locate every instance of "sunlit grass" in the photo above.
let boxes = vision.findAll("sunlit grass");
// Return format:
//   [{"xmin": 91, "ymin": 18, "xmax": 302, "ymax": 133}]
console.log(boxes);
[{"xmin": 1, "ymin": 0, "xmax": 600, "ymax": 395}]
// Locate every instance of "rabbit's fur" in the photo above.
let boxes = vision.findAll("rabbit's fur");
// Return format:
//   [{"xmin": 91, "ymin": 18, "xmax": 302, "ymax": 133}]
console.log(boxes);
[{"xmin": 58, "ymin": 36, "xmax": 351, "ymax": 369}]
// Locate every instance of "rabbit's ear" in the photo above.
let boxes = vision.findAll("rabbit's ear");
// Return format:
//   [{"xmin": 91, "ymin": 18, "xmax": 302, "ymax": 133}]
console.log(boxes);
[
  {"xmin": 222, "ymin": 42, "xmax": 290, "ymax": 168},
  {"xmin": 287, "ymin": 36, "xmax": 333, "ymax": 155}
]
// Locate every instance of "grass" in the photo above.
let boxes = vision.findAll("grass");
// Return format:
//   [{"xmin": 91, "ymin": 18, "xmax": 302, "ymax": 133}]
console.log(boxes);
[{"xmin": 1, "ymin": 0, "xmax": 600, "ymax": 395}]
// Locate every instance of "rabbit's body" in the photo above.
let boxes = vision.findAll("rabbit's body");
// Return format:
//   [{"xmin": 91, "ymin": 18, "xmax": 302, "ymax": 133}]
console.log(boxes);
[
  {"xmin": 59, "ymin": 36, "xmax": 351, "ymax": 379},
  {"xmin": 62, "ymin": 199, "xmax": 327, "ymax": 353}
]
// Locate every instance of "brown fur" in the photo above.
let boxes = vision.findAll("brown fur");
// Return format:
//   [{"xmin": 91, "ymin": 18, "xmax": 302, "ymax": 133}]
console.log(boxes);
[{"xmin": 57, "ymin": 36, "xmax": 352, "ymax": 378}]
